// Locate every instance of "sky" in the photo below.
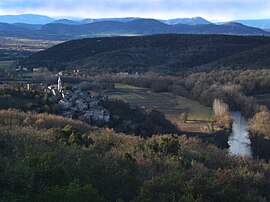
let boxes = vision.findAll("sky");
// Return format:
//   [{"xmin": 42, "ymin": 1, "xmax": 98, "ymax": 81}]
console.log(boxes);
[{"xmin": 0, "ymin": 0, "xmax": 270, "ymax": 21}]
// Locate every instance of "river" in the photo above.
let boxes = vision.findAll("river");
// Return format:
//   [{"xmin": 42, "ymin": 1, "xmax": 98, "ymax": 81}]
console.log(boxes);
[{"xmin": 228, "ymin": 111, "xmax": 252, "ymax": 157}]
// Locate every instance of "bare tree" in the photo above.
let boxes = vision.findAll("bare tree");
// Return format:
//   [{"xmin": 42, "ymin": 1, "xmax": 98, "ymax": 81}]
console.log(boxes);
[{"xmin": 213, "ymin": 98, "xmax": 229, "ymax": 117}]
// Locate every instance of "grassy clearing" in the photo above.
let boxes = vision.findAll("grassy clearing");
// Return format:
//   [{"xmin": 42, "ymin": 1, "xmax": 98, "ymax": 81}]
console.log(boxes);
[
  {"xmin": 108, "ymin": 83, "xmax": 213, "ymax": 121},
  {"xmin": 0, "ymin": 60, "xmax": 15, "ymax": 70}
]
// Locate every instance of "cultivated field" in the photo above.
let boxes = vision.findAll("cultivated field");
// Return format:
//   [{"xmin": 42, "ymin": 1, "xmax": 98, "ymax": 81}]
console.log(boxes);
[
  {"xmin": 0, "ymin": 37, "xmax": 63, "ymax": 52},
  {"xmin": 0, "ymin": 37, "xmax": 63, "ymax": 61},
  {"xmin": 108, "ymin": 83, "xmax": 213, "ymax": 121}
]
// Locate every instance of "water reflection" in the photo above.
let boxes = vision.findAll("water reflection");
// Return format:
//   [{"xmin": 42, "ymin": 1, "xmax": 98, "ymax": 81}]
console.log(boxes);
[{"xmin": 228, "ymin": 111, "xmax": 252, "ymax": 157}]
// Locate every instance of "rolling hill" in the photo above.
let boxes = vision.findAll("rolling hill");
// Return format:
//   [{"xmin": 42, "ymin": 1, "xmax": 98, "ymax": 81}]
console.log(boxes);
[
  {"xmin": 198, "ymin": 43, "xmax": 270, "ymax": 70},
  {"xmin": 51, "ymin": 19, "xmax": 80, "ymax": 25},
  {"xmin": 0, "ymin": 22, "xmax": 30, "ymax": 37},
  {"xmin": 218, "ymin": 19, "xmax": 270, "ymax": 30},
  {"xmin": 20, "ymin": 34, "xmax": 270, "ymax": 73}
]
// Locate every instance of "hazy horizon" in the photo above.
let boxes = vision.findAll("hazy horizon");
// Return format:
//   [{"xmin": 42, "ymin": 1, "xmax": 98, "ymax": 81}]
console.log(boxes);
[
  {"xmin": 1, "ymin": 13, "xmax": 270, "ymax": 23},
  {"xmin": 1, "ymin": 0, "xmax": 270, "ymax": 22}
]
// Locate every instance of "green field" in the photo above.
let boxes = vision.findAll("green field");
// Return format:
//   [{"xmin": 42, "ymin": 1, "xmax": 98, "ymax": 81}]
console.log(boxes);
[
  {"xmin": 254, "ymin": 93, "xmax": 270, "ymax": 109},
  {"xmin": 108, "ymin": 84, "xmax": 213, "ymax": 121},
  {"xmin": 0, "ymin": 60, "xmax": 15, "ymax": 70}
]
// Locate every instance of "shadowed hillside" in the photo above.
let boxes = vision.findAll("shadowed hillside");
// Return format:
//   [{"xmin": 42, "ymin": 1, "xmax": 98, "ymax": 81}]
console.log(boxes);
[
  {"xmin": 198, "ymin": 43, "xmax": 270, "ymax": 70},
  {"xmin": 21, "ymin": 34, "xmax": 270, "ymax": 73}
]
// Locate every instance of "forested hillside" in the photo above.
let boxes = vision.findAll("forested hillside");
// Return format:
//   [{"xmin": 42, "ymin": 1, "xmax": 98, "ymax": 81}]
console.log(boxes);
[
  {"xmin": 1, "ymin": 109, "xmax": 270, "ymax": 201},
  {"xmin": 21, "ymin": 34, "xmax": 270, "ymax": 73}
]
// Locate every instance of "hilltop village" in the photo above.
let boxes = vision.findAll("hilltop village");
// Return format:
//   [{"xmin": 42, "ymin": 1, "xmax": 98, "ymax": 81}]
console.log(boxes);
[{"xmin": 46, "ymin": 76, "xmax": 110, "ymax": 124}]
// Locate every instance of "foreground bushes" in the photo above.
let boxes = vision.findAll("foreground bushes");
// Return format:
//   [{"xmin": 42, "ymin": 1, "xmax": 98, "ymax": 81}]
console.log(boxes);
[
  {"xmin": 0, "ymin": 109, "xmax": 93, "ymax": 132},
  {"xmin": 1, "ymin": 110, "xmax": 270, "ymax": 201},
  {"xmin": 249, "ymin": 110, "xmax": 270, "ymax": 160},
  {"xmin": 249, "ymin": 110, "xmax": 270, "ymax": 139}
]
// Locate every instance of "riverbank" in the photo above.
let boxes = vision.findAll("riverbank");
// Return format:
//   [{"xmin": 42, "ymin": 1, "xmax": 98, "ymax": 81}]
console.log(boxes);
[
  {"xmin": 250, "ymin": 133, "xmax": 270, "ymax": 161},
  {"xmin": 249, "ymin": 110, "xmax": 270, "ymax": 161},
  {"xmin": 182, "ymin": 130, "xmax": 230, "ymax": 149}
]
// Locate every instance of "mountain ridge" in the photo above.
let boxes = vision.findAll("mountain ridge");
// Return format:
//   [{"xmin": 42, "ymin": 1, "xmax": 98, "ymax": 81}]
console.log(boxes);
[
  {"xmin": 161, "ymin": 17, "xmax": 211, "ymax": 25},
  {"xmin": 218, "ymin": 19, "xmax": 270, "ymax": 30},
  {"xmin": 0, "ymin": 14, "xmax": 212, "ymax": 25},
  {"xmin": 2, "ymin": 14, "xmax": 270, "ymax": 30},
  {"xmin": 1, "ymin": 19, "xmax": 268, "ymax": 40}
]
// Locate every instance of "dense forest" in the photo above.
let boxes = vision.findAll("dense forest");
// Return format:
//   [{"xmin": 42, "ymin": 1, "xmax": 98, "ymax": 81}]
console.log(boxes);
[
  {"xmin": 1, "ymin": 110, "xmax": 270, "ymax": 202},
  {"xmin": 20, "ymin": 34, "xmax": 270, "ymax": 73}
]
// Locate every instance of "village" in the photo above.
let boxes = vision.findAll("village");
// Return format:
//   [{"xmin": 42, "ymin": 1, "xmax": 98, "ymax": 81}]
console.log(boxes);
[
  {"xmin": 46, "ymin": 75, "xmax": 110, "ymax": 124},
  {"xmin": 0, "ymin": 66, "xmax": 114, "ymax": 125}
]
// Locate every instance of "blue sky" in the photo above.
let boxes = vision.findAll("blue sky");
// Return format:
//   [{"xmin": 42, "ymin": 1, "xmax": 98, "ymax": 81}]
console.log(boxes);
[{"xmin": 0, "ymin": 0, "xmax": 270, "ymax": 21}]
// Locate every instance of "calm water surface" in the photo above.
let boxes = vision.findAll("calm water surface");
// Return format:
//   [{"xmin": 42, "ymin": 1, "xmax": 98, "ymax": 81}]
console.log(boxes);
[{"xmin": 228, "ymin": 111, "xmax": 252, "ymax": 157}]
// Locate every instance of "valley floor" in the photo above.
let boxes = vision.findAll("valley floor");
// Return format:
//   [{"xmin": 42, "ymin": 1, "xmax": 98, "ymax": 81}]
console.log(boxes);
[{"xmin": 108, "ymin": 83, "xmax": 214, "ymax": 133}]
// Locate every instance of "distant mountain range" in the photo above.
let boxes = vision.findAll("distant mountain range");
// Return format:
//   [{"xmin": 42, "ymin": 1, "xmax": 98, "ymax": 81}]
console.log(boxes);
[
  {"xmin": 0, "ymin": 14, "xmax": 54, "ymax": 24},
  {"xmin": 52, "ymin": 17, "xmax": 212, "ymax": 25},
  {"xmin": 52, "ymin": 17, "xmax": 143, "ymax": 25},
  {"xmin": 230, "ymin": 19, "xmax": 270, "ymax": 30},
  {"xmin": 216, "ymin": 19, "xmax": 270, "ymax": 30},
  {"xmin": 161, "ymin": 17, "xmax": 211, "ymax": 25},
  {"xmin": 0, "ymin": 14, "xmax": 212, "ymax": 25},
  {"xmin": 0, "ymin": 18, "xmax": 269, "ymax": 40},
  {"xmin": 2, "ymin": 14, "xmax": 270, "ymax": 30}
]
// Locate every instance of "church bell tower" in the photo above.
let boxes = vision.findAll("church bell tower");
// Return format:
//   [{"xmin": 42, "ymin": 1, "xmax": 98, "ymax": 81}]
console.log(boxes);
[{"xmin": 58, "ymin": 76, "xmax": 62, "ymax": 92}]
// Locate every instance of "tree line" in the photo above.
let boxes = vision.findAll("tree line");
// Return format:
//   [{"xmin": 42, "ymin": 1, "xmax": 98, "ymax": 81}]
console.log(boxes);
[{"xmin": 114, "ymin": 69, "xmax": 270, "ymax": 117}]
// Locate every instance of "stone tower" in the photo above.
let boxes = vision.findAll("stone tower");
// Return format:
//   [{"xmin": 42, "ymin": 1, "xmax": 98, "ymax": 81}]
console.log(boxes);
[{"xmin": 58, "ymin": 76, "xmax": 62, "ymax": 92}]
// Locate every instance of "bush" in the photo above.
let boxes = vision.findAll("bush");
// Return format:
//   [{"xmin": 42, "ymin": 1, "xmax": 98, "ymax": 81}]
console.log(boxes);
[
  {"xmin": 249, "ymin": 110, "xmax": 270, "ymax": 138},
  {"xmin": 41, "ymin": 181, "xmax": 105, "ymax": 202}
]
